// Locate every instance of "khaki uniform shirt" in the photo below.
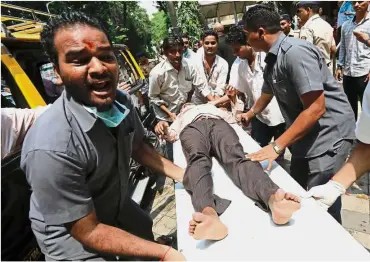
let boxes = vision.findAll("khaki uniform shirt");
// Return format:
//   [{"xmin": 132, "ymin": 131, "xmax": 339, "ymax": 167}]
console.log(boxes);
[{"xmin": 299, "ymin": 14, "xmax": 334, "ymax": 65}]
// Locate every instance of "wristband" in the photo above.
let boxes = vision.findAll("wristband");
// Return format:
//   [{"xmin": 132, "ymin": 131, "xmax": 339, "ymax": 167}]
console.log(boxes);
[
  {"xmin": 250, "ymin": 108, "xmax": 256, "ymax": 117},
  {"xmin": 160, "ymin": 246, "xmax": 171, "ymax": 261}
]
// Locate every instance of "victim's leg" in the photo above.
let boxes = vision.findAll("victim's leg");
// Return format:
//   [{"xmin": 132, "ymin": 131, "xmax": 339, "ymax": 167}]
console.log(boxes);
[
  {"xmin": 180, "ymin": 122, "xmax": 228, "ymax": 240},
  {"xmin": 210, "ymin": 119, "xmax": 300, "ymax": 224}
]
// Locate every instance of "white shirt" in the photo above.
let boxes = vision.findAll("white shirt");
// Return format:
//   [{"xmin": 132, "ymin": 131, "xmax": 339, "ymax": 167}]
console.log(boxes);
[
  {"xmin": 167, "ymin": 104, "xmax": 237, "ymax": 140},
  {"xmin": 148, "ymin": 58, "xmax": 209, "ymax": 122},
  {"xmin": 1, "ymin": 106, "xmax": 49, "ymax": 159},
  {"xmin": 356, "ymin": 81, "xmax": 370, "ymax": 144},
  {"xmin": 229, "ymin": 53, "xmax": 285, "ymax": 127},
  {"xmin": 191, "ymin": 51, "xmax": 229, "ymax": 105}
]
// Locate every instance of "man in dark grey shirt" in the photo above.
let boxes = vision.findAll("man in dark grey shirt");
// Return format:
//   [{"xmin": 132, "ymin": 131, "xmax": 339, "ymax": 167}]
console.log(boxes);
[
  {"xmin": 239, "ymin": 5, "xmax": 356, "ymax": 223},
  {"xmin": 21, "ymin": 12, "xmax": 185, "ymax": 261}
]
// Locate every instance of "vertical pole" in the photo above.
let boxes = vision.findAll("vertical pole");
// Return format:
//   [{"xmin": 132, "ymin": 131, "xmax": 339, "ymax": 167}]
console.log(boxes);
[{"xmin": 233, "ymin": 1, "xmax": 238, "ymax": 24}]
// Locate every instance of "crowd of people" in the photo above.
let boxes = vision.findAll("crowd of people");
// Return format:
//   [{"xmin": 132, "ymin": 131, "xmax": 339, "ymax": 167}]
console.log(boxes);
[{"xmin": 1, "ymin": 1, "xmax": 370, "ymax": 261}]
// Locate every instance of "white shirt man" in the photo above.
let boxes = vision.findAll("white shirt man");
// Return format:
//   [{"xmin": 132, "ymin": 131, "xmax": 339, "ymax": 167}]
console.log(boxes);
[
  {"xmin": 230, "ymin": 52, "xmax": 284, "ymax": 127},
  {"xmin": 192, "ymin": 50, "xmax": 229, "ymax": 105},
  {"xmin": 149, "ymin": 57, "xmax": 209, "ymax": 122}
]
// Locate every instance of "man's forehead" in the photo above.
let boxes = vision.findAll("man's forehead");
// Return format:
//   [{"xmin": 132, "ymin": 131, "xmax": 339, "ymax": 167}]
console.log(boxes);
[{"xmin": 54, "ymin": 25, "xmax": 110, "ymax": 51}]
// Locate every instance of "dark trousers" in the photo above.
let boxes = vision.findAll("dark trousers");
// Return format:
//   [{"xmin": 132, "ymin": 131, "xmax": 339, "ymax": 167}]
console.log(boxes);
[
  {"xmin": 251, "ymin": 118, "xmax": 286, "ymax": 160},
  {"xmin": 180, "ymin": 118, "xmax": 279, "ymax": 215},
  {"xmin": 343, "ymin": 75, "xmax": 368, "ymax": 120},
  {"xmin": 290, "ymin": 140, "xmax": 353, "ymax": 224}
]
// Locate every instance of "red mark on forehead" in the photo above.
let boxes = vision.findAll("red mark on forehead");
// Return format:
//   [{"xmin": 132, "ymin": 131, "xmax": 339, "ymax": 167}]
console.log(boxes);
[{"xmin": 83, "ymin": 40, "xmax": 95, "ymax": 49}]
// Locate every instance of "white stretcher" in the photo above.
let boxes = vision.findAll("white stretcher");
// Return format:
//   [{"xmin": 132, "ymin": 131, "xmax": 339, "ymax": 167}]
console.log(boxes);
[{"xmin": 174, "ymin": 124, "xmax": 370, "ymax": 260}]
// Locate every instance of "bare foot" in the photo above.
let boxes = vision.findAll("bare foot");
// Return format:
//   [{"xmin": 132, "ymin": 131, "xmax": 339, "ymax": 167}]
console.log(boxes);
[
  {"xmin": 268, "ymin": 188, "xmax": 301, "ymax": 225},
  {"xmin": 189, "ymin": 212, "xmax": 228, "ymax": 240},
  {"xmin": 188, "ymin": 219, "xmax": 197, "ymax": 236}
]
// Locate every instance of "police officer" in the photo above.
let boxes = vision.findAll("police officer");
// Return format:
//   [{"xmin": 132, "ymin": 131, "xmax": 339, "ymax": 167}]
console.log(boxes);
[
  {"xmin": 242, "ymin": 5, "xmax": 356, "ymax": 224},
  {"xmin": 297, "ymin": 1, "xmax": 335, "ymax": 71}
]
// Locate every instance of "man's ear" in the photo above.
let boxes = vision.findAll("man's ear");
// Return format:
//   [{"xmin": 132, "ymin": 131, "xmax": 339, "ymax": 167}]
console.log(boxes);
[
  {"xmin": 53, "ymin": 63, "xmax": 63, "ymax": 86},
  {"xmin": 258, "ymin": 27, "xmax": 266, "ymax": 40}
]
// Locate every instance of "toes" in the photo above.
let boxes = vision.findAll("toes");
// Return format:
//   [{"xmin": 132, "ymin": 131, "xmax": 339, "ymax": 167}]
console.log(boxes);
[
  {"xmin": 189, "ymin": 219, "xmax": 197, "ymax": 226},
  {"xmin": 192, "ymin": 212, "xmax": 206, "ymax": 223},
  {"xmin": 285, "ymin": 192, "xmax": 301, "ymax": 203}
]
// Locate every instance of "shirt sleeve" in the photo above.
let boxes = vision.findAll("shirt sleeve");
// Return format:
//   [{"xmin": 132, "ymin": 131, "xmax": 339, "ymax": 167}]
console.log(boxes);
[
  {"xmin": 338, "ymin": 24, "xmax": 346, "ymax": 67},
  {"xmin": 261, "ymin": 80, "xmax": 273, "ymax": 95},
  {"xmin": 284, "ymin": 45, "xmax": 325, "ymax": 96},
  {"xmin": 300, "ymin": 28, "xmax": 314, "ymax": 44},
  {"xmin": 148, "ymin": 69, "xmax": 168, "ymax": 107},
  {"xmin": 21, "ymin": 150, "xmax": 94, "ymax": 225}
]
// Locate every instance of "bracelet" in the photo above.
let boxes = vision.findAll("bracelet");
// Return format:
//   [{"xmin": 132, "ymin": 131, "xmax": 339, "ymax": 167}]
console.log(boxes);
[
  {"xmin": 160, "ymin": 246, "xmax": 171, "ymax": 261},
  {"xmin": 250, "ymin": 108, "xmax": 256, "ymax": 117}
]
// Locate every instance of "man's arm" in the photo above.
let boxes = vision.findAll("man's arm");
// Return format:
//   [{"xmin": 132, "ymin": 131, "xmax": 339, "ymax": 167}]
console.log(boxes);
[
  {"xmin": 336, "ymin": 25, "xmax": 346, "ymax": 79},
  {"xmin": 21, "ymin": 150, "xmax": 184, "ymax": 260},
  {"xmin": 238, "ymin": 92, "xmax": 273, "ymax": 126},
  {"xmin": 148, "ymin": 70, "xmax": 173, "ymax": 118},
  {"xmin": 2, "ymin": 106, "xmax": 49, "ymax": 159},
  {"xmin": 248, "ymin": 45, "xmax": 328, "ymax": 169},
  {"xmin": 132, "ymin": 142, "xmax": 184, "ymax": 183},
  {"xmin": 275, "ymin": 90, "xmax": 325, "ymax": 149},
  {"xmin": 67, "ymin": 211, "xmax": 180, "ymax": 260}
]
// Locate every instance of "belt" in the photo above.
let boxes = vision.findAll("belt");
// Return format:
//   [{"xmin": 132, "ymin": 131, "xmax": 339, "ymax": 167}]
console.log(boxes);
[{"xmin": 194, "ymin": 115, "xmax": 218, "ymax": 122}]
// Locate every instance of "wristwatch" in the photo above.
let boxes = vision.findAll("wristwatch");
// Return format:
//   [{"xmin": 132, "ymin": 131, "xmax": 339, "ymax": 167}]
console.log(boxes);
[{"xmin": 270, "ymin": 141, "xmax": 283, "ymax": 155}]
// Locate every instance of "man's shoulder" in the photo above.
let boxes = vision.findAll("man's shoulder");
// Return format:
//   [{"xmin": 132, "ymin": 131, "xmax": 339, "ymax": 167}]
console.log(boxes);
[
  {"xmin": 150, "ymin": 60, "xmax": 167, "ymax": 77},
  {"xmin": 216, "ymin": 55, "xmax": 229, "ymax": 68},
  {"xmin": 22, "ymin": 98, "xmax": 73, "ymax": 156}
]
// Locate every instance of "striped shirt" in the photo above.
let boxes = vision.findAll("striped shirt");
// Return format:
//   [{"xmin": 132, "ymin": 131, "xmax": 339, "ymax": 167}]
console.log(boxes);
[{"xmin": 338, "ymin": 12, "xmax": 370, "ymax": 77}]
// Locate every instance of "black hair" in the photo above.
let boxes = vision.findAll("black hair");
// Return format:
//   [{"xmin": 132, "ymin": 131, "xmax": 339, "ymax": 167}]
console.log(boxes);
[
  {"xmin": 225, "ymin": 25, "xmax": 247, "ymax": 45},
  {"xmin": 243, "ymin": 4, "xmax": 281, "ymax": 34},
  {"xmin": 202, "ymin": 29, "xmax": 218, "ymax": 42},
  {"xmin": 297, "ymin": 2, "xmax": 320, "ymax": 14},
  {"xmin": 41, "ymin": 11, "xmax": 111, "ymax": 65},
  {"xmin": 181, "ymin": 33, "xmax": 189, "ymax": 39},
  {"xmin": 162, "ymin": 34, "xmax": 184, "ymax": 51}
]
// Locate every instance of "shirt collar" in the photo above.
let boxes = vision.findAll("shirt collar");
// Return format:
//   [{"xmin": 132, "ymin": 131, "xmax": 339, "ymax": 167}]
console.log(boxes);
[
  {"xmin": 303, "ymin": 14, "xmax": 320, "ymax": 27},
  {"xmin": 164, "ymin": 57, "xmax": 187, "ymax": 72},
  {"xmin": 64, "ymin": 91, "xmax": 97, "ymax": 132},
  {"xmin": 353, "ymin": 11, "xmax": 370, "ymax": 24},
  {"xmin": 268, "ymin": 32, "xmax": 286, "ymax": 56}
]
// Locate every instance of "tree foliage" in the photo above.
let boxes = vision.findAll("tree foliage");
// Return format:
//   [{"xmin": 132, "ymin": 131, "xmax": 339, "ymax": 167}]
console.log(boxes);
[
  {"xmin": 150, "ymin": 11, "xmax": 169, "ymax": 47},
  {"xmin": 175, "ymin": 1, "xmax": 204, "ymax": 44},
  {"xmin": 155, "ymin": 1, "xmax": 204, "ymax": 45},
  {"xmin": 2, "ymin": 1, "xmax": 154, "ymax": 57}
]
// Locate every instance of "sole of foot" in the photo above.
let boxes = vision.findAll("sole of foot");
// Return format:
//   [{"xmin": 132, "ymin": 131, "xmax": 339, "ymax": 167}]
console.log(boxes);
[
  {"xmin": 269, "ymin": 188, "xmax": 301, "ymax": 225},
  {"xmin": 189, "ymin": 212, "xmax": 228, "ymax": 241}
]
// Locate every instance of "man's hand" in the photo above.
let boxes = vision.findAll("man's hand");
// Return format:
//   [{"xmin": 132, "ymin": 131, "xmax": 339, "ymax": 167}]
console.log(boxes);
[
  {"xmin": 365, "ymin": 72, "xmax": 370, "ymax": 83},
  {"xmin": 168, "ymin": 112, "xmax": 177, "ymax": 121},
  {"xmin": 335, "ymin": 69, "xmax": 343, "ymax": 81},
  {"xmin": 154, "ymin": 121, "xmax": 169, "ymax": 136},
  {"xmin": 353, "ymin": 31, "xmax": 369, "ymax": 44},
  {"xmin": 225, "ymin": 85, "xmax": 237, "ymax": 98},
  {"xmin": 247, "ymin": 144, "xmax": 279, "ymax": 171},
  {"xmin": 163, "ymin": 247, "xmax": 186, "ymax": 261},
  {"xmin": 236, "ymin": 112, "xmax": 252, "ymax": 127},
  {"xmin": 305, "ymin": 180, "xmax": 346, "ymax": 210},
  {"xmin": 118, "ymin": 81, "xmax": 132, "ymax": 92}
]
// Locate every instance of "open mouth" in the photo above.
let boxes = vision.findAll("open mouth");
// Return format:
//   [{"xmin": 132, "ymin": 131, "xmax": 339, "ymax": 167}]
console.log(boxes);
[{"xmin": 89, "ymin": 80, "xmax": 112, "ymax": 96}]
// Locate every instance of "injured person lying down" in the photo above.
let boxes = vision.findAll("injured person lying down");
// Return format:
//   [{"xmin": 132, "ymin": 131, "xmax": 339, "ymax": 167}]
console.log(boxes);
[{"xmin": 155, "ymin": 103, "xmax": 301, "ymax": 241}]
